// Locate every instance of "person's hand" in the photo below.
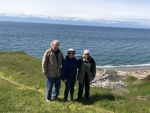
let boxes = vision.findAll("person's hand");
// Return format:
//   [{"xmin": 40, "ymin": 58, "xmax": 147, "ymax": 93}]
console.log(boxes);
[
  {"xmin": 63, "ymin": 79, "xmax": 67, "ymax": 82},
  {"xmin": 44, "ymin": 73, "xmax": 48, "ymax": 77}
]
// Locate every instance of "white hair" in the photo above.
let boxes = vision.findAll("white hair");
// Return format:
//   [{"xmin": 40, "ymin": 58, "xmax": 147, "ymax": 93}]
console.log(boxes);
[
  {"xmin": 51, "ymin": 40, "xmax": 60, "ymax": 47},
  {"xmin": 83, "ymin": 50, "xmax": 90, "ymax": 54}
]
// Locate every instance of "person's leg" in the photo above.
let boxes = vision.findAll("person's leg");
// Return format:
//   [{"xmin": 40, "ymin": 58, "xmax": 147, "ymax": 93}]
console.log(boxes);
[
  {"xmin": 85, "ymin": 77, "xmax": 90, "ymax": 101},
  {"xmin": 64, "ymin": 80, "xmax": 71, "ymax": 101},
  {"xmin": 46, "ymin": 77, "xmax": 55, "ymax": 100},
  {"xmin": 77, "ymin": 81, "xmax": 84, "ymax": 100},
  {"xmin": 70, "ymin": 79, "xmax": 76, "ymax": 100},
  {"xmin": 52, "ymin": 77, "xmax": 61, "ymax": 99}
]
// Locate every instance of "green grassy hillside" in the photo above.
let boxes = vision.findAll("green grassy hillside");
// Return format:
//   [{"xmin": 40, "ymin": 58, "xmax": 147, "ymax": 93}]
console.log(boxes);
[{"xmin": 0, "ymin": 51, "xmax": 150, "ymax": 113}]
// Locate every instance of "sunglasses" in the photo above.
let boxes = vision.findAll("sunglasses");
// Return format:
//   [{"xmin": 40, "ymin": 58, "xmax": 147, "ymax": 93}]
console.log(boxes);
[
  {"xmin": 69, "ymin": 53, "xmax": 75, "ymax": 55},
  {"xmin": 84, "ymin": 54, "xmax": 89, "ymax": 55}
]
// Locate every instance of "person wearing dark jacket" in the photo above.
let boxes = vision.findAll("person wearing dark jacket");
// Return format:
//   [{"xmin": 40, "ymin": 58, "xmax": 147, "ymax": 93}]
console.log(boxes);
[
  {"xmin": 77, "ymin": 50, "xmax": 96, "ymax": 101},
  {"xmin": 62, "ymin": 48, "xmax": 77, "ymax": 101}
]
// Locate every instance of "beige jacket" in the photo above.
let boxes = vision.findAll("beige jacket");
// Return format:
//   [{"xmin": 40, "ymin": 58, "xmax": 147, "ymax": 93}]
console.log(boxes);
[{"xmin": 42, "ymin": 48, "xmax": 64, "ymax": 78}]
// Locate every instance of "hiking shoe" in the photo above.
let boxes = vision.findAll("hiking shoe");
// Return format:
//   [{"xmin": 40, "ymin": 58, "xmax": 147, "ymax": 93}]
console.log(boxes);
[
  {"xmin": 74, "ymin": 98, "xmax": 81, "ymax": 102},
  {"xmin": 86, "ymin": 98, "xmax": 90, "ymax": 101},
  {"xmin": 46, "ymin": 99, "xmax": 52, "ymax": 103},
  {"xmin": 63, "ymin": 98, "xmax": 68, "ymax": 102}
]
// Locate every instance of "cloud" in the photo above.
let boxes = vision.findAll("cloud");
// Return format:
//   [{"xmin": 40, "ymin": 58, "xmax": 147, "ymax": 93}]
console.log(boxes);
[
  {"xmin": 1, "ymin": 12, "xmax": 150, "ymax": 28},
  {"xmin": 0, "ymin": 0, "xmax": 150, "ymax": 28},
  {"xmin": 1, "ymin": 0, "xmax": 150, "ymax": 20}
]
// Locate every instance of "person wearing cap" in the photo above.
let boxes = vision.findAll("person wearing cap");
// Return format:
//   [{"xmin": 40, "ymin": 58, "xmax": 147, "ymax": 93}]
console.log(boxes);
[
  {"xmin": 42, "ymin": 40, "xmax": 64, "ymax": 102},
  {"xmin": 76, "ymin": 50, "xmax": 96, "ymax": 101},
  {"xmin": 62, "ymin": 48, "xmax": 77, "ymax": 101}
]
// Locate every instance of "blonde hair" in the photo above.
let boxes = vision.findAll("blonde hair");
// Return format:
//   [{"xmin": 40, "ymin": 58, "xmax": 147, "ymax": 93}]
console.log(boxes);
[{"xmin": 51, "ymin": 40, "xmax": 60, "ymax": 47}]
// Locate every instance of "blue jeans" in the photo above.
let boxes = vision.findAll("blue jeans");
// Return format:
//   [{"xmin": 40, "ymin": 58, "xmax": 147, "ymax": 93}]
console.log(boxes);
[{"xmin": 46, "ymin": 77, "xmax": 61, "ymax": 100}]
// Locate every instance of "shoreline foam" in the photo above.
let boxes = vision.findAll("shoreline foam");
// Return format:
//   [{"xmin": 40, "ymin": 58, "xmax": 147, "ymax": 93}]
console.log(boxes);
[{"xmin": 97, "ymin": 65, "xmax": 150, "ymax": 71}]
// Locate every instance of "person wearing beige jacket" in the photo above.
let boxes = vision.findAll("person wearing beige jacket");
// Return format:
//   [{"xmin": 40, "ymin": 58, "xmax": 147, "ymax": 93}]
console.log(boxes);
[{"xmin": 42, "ymin": 40, "xmax": 64, "ymax": 102}]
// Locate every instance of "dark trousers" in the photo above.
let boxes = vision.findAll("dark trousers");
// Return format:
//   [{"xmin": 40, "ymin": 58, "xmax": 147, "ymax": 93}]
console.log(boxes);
[
  {"xmin": 78, "ymin": 76, "xmax": 90, "ymax": 100},
  {"xmin": 64, "ymin": 78, "xmax": 76, "ymax": 100}
]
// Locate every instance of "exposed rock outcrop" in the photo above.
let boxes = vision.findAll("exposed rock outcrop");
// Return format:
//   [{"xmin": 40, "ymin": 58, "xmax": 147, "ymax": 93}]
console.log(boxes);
[{"xmin": 90, "ymin": 68, "xmax": 150, "ymax": 88}]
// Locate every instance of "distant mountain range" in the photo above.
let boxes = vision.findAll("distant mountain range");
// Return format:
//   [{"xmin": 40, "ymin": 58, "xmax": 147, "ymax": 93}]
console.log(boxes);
[{"xmin": 0, "ymin": 15, "xmax": 150, "ymax": 29}]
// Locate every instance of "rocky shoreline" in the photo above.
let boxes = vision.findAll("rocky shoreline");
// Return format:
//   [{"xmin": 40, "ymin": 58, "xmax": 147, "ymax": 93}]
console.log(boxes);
[{"xmin": 91, "ymin": 67, "xmax": 150, "ymax": 88}]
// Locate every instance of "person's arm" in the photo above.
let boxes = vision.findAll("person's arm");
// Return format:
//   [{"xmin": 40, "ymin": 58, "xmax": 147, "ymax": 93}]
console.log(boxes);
[
  {"xmin": 92, "ymin": 63, "xmax": 96, "ymax": 78},
  {"xmin": 91, "ymin": 58, "xmax": 96, "ymax": 78},
  {"xmin": 42, "ymin": 50, "xmax": 49, "ymax": 77},
  {"xmin": 61, "ymin": 60, "xmax": 67, "ymax": 82},
  {"xmin": 77, "ymin": 58, "xmax": 82, "ymax": 80}
]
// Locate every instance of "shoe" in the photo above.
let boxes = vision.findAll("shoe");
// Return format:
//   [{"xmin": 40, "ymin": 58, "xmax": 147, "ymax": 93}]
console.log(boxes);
[
  {"xmin": 51, "ymin": 97, "xmax": 57, "ymax": 100},
  {"xmin": 63, "ymin": 98, "xmax": 68, "ymax": 102},
  {"xmin": 57, "ymin": 97, "xmax": 61, "ymax": 100},
  {"xmin": 74, "ymin": 98, "xmax": 80, "ymax": 102},
  {"xmin": 70, "ymin": 96, "xmax": 73, "ymax": 101},
  {"xmin": 46, "ymin": 99, "xmax": 51, "ymax": 103},
  {"xmin": 86, "ymin": 98, "xmax": 90, "ymax": 101}
]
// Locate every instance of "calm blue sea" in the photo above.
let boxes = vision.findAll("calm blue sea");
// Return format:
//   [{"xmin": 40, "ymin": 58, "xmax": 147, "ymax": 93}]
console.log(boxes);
[{"xmin": 0, "ymin": 21, "xmax": 150, "ymax": 68}]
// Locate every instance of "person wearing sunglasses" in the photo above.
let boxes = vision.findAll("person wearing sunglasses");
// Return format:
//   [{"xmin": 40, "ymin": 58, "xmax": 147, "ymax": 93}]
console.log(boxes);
[
  {"xmin": 76, "ymin": 50, "xmax": 96, "ymax": 101},
  {"xmin": 62, "ymin": 48, "xmax": 77, "ymax": 101}
]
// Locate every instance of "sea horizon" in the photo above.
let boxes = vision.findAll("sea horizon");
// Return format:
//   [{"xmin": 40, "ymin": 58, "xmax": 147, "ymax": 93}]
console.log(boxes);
[{"xmin": 0, "ymin": 21, "xmax": 150, "ymax": 67}]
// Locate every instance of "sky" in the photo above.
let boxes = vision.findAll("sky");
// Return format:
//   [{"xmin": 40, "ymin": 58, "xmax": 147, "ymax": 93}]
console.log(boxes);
[{"xmin": 0, "ymin": 0, "xmax": 150, "ymax": 28}]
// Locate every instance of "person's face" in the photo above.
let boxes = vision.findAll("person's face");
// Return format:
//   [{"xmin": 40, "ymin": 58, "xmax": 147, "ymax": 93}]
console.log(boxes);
[
  {"xmin": 52, "ymin": 42, "xmax": 59, "ymax": 51},
  {"xmin": 84, "ymin": 53, "xmax": 89, "ymax": 59},
  {"xmin": 68, "ymin": 52, "xmax": 75, "ymax": 59}
]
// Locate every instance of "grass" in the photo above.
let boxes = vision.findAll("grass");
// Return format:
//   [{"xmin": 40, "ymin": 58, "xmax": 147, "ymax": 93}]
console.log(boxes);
[
  {"xmin": 0, "ymin": 51, "xmax": 150, "ymax": 113},
  {"xmin": 142, "ymin": 75, "xmax": 150, "ymax": 81},
  {"xmin": 0, "ymin": 78, "xmax": 111, "ymax": 113},
  {"xmin": 123, "ymin": 76, "xmax": 138, "ymax": 83},
  {"xmin": 0, "ymin": 51, "xmax": 45, "ymax": 89}
]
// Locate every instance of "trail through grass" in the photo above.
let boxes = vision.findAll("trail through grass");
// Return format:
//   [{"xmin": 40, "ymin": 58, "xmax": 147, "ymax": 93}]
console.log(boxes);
[
  {"xmin": 0, "ymin": 73, "xmax": 44, "ymax": 94},
  {"xmin": 0, "ymin": 51, "xmax": 150, "ymax": 113}
]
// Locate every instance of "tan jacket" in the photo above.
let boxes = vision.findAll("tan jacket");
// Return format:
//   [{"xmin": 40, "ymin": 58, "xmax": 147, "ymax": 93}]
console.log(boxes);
[{"xmin": 42, "ymin": 48, "xmax": 64, "ymax": 78}]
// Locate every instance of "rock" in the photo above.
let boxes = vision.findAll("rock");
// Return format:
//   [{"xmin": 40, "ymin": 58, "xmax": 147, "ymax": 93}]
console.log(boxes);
[
  {"xmin": 91, "ymin": 69, "xmax": 127, "ymax": 88},
  {"xmin": 91, "ymin": 68, "xmax": 150, "ymax": 88}
]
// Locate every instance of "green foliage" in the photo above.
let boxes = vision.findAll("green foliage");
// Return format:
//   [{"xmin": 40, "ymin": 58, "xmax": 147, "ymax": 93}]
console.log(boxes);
[
  {"xmin": 0, "ymin": 78, "xmax": 110, "ymax": 113},
  {"xmin": 123, "ymin": 76, "xmax": 138, "ymax": 83},
  {"xmin": 0, "ymin": 78, "xmax": 44, "ymax": 112},
  {"xmin": 0, "ymin": 51, "xmax": 45, "ymax": 89},
  {"xmin": 142, "ymin": 75, "xmax": 150, "ymax": 81},
  {"xmin": 127, "ymin": 81, "xmax": 150, "ymax": 96},
  {"xmin": 0, "ymin": 51, "xmax": 150, "ymax": 113}
]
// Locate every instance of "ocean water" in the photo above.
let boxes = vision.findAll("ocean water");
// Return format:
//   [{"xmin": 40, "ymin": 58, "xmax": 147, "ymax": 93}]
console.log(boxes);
[{"xmin": 0, "ymin": 21, "xmax": 150, "ymax": 68}]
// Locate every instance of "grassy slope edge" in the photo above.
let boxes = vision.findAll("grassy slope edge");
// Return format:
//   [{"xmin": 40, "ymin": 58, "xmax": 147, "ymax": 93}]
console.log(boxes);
[
  {"xmin": 0, "ymin": 51, "xmax": 111, "ymax": 113},
  {"xmin": 0, "ymin": 51, "xmax": 150, "ymax": 113}
]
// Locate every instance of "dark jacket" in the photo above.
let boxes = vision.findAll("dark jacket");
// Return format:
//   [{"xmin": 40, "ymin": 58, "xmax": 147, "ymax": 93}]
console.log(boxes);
[
  {"xmin": 77, "ymin": 56, "xmax": 96, "ymax": 84},
  {"xmin": 62, "ymin": 56, "xmax": 77, "ymax": 80}
]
